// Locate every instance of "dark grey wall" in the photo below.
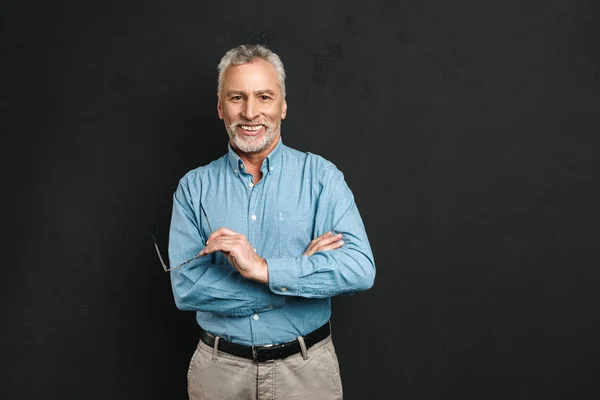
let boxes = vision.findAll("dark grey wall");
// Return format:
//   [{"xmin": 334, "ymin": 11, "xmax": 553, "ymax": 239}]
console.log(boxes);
[{"xmin": 3, "ymin": 0, "xmax": 600, "ymax": 399}]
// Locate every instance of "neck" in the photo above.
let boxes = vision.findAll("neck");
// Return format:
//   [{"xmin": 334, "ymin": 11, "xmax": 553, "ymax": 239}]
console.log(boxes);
[{"xmin": 232, "ymin": 135, "xmax": 280, "ymax": 183}]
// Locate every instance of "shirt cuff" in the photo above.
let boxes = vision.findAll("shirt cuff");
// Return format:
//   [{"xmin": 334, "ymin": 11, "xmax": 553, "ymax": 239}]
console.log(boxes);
[{"xmin": 265, "ymin": 257, "xmax": 300, "ymax": 296}]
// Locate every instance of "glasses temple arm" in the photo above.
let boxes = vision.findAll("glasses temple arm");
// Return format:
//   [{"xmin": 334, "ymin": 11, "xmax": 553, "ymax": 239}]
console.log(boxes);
[{"xmin": 200, "ymin": 204, "xmax": 213, "ymax": 235}]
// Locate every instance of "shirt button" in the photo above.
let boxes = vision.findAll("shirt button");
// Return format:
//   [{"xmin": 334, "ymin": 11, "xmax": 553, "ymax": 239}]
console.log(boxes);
[
  {"xmin": 249, "ymin": 182, "xmax": 254, "ymax": 188},
  {"xmin": 270, "ymin": 167, "xmax": 274, "ymax": 171},
  {"xmin": 251, "ymin": 215, "xmax": 257, "ymax": 221},
  {"xmin": 234, "ymin": 169, "xmax": 238, "ymax": 173},
  {"xmin": 240, "ymin": 164, "xmax": 245, "ymax": 169},
  {"xmin": 253, "ymin": 314, "xmax": 259, "ymax": 320},
  {"xmin": 281, "ymin": 287, "xmax": 287, "ymax": 292}
]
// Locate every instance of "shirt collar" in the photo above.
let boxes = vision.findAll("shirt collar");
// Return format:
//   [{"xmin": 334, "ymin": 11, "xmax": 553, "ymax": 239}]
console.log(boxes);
[{"xmin": 227, "ymin": 137, "xmax": 283, "ymax": 176}]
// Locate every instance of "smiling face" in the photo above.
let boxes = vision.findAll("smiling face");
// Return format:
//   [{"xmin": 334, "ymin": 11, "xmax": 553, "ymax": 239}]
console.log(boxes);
[{"xmin": 217, "ymin": 58, "xmax": 287, "ymax": 156}]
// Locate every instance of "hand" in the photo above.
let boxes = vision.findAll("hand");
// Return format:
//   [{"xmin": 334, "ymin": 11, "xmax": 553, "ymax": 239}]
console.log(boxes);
[
  {"xmin": 199, "ymin": 227, "xmax": 268, "ymax": 284},
  {"xmin": 303, "ymin": 231, "xmax": 344, "ymax": 256}
]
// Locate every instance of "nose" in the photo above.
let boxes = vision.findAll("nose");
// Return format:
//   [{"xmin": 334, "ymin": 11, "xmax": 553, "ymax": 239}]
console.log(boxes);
[{"xmin": 242, "ymin": 97, "xmax": 258, "ymax": 121}]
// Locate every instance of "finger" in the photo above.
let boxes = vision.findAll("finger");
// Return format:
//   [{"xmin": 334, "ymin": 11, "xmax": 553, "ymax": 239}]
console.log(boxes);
[
  {"xmin": 316, "ymin": 239, "xmax": 345, "ymax": 253},
  {"xmin": 303, "ymin": 232, "xmax": 337, "ymax": 256},
  {"xmin": 200, "ymin": 235, "xmax": 238, "ymax": 255},
  {"xmin": 200, "ymin": 238, "xmax": 238, "ymax": 256},
  {"xmin": 306, "ymin": 233, "xmax": 344, "ymax": 255},
  {"xmin": 307, "ymin": 232, "xmax": 334, "ymax": 246},
  {"xmin": 311, "ymin": 233, "xmax": 342, "ymax": 248},
  {"xmin": 303, "ymin": 238, "xmax": 344, "ymax": 256},
  {"xmin": 206, "ymin": 227, "xmax": 243, "ymax": 244}
]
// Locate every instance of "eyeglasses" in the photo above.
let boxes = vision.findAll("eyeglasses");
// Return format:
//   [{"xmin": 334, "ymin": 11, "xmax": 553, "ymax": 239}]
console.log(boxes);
[{"xmin": 152, "ymin": 204, "xmax": 213, "ymax": 272}]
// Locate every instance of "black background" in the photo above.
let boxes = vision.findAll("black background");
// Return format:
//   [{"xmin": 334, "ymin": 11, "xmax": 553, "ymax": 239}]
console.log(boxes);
[{"xmin": 3, "ymin": 0, "xmax": 600, "ymax": 399}]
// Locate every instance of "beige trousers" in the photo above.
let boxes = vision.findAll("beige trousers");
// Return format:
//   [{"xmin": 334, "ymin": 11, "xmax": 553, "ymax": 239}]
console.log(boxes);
[{"xmin": 187, "ymin": 335, "xmax": 343, "ymax": 400}]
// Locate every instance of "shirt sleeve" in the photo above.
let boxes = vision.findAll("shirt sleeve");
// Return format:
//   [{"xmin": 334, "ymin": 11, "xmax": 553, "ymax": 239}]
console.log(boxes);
[
  {"xmin": 266, "ymin": 166, "xmax": 376, "ymax": 298},
  {"xmin": 168, "ymin": 178, "xmax": 285, "ymax": 316}
]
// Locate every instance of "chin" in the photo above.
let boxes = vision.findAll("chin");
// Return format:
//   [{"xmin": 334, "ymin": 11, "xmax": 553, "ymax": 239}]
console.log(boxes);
[{"xmin": 231, "ymin": 136, "xmax": 267, "ymax": 153}]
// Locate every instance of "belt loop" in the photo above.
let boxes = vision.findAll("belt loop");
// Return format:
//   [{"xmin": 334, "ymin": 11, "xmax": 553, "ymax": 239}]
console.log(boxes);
[
  {"xmin": 296, "ymin": 335, "xmax": 309, "ymax": 360},
  {"xmin": 212, "ymin": 336, "xmax": 220, "ymax": 361}
]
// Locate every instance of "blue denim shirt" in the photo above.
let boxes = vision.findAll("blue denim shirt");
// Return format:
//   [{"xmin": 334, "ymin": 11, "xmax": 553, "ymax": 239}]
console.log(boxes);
[{"xmin": 169, "ymin": 139, "xmax": 375, "ymax": 345}]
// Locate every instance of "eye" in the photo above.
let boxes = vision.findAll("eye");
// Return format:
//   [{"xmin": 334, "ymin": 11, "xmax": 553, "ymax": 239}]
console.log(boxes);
[
  {"xmin": 260, "ymin": 95, "xmax": 271, "ymax": 101},
  {"xmin": 231, "ymin": 95, "xmax": 243, "ymax": 101}
]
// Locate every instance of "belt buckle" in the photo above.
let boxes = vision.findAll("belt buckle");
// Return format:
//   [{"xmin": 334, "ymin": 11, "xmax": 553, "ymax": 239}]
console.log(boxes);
[{"xmin": 252, "ymin": 343, "xmax": 274, "ymax": 362}]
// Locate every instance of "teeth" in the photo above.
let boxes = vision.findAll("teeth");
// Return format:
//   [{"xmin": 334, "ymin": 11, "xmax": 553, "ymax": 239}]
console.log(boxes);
[{"xmin": 240, "ymin": 125, "xmax": 262, "ymax": 131}]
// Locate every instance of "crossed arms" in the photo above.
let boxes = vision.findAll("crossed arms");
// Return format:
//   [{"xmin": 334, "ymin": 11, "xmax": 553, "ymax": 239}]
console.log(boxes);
[{"xmin": 169, "ymin": 168, "xmax": 375, "ymax": 317}]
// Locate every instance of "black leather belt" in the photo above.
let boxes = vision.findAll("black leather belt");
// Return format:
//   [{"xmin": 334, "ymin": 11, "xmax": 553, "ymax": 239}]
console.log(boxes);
[{"xmin": 199, "ymin": 322, "xmax": 330, "ymax": 362}]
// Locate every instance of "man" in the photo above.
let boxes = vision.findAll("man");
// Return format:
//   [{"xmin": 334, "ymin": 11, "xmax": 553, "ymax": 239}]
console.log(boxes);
[{"xmin": 168, "ymin": 44, "xmax": 375, "ymax": 400}]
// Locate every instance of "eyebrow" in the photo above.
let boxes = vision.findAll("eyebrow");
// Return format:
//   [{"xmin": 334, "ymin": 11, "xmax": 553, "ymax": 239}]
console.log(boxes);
[{"xmin": 225, "ymin": 89, "xmax": 277, "ymax": 97}]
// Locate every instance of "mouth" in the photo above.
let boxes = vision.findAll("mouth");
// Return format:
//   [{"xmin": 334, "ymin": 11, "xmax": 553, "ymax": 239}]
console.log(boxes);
[{"xmin": 236, "ymin": 124, "xmax": 265, "ymax": 136}]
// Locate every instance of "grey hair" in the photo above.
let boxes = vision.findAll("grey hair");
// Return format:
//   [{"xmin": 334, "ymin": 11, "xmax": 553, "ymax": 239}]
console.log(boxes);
[{"xmin": 217, "ymin": 44, "xmax": 286, "ymax": 99}]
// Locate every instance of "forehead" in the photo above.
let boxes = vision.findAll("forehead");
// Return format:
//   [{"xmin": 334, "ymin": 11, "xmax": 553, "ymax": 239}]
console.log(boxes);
[{"xmin": 222, "ymin": 58, "xmax": 281, "ymax": 94}]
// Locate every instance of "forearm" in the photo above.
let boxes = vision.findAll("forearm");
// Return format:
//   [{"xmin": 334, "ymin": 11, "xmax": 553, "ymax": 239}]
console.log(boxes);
[
  {"xmin": 266, "ymin": 171, "xmax": 376, "ymax": 298},
  {"xmin": 171, "ymin": 262, "xmax": 284, "ymax": 316},
  {"xmin": 169, "ymin": 179, "xmax": 283, "ymax": 316},
  {"xmin": 266, "ymin": 242, "xmax": 375, "ymax": 298}
]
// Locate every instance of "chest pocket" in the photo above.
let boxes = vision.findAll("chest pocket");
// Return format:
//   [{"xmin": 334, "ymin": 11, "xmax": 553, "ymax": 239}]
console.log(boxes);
[{"xmin": 278, "ymin": 211, "xmax": 313, "ymax": 257}]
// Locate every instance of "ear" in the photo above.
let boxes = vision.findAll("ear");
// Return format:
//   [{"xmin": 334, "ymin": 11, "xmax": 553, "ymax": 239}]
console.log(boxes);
[
  {"xmin": 217, "ymin": 98, "xmax": 223, "ymax": 119},
  {"xmin": 281, "ymin": 99, "xmax": 287, "ymax": 120}
]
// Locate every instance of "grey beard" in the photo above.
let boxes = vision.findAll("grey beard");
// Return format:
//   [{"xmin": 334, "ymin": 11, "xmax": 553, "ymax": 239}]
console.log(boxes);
[{"xmin": 227, "ymin": 122, "xmax": 280, "ymax": 154}]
